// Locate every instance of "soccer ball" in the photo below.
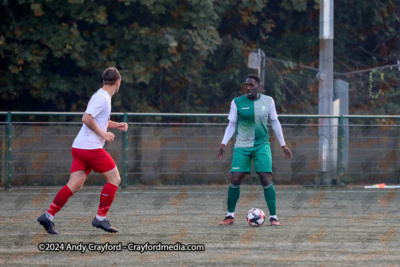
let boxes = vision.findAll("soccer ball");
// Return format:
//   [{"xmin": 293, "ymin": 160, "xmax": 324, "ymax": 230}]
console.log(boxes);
[{"xmin": 246, "ymin": 208, "xmax": 265, "ymax": 227}]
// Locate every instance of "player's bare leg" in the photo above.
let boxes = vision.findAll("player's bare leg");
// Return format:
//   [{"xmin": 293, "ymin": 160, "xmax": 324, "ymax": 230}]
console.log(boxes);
[
  {"xmin": 220, "ymin": 172, "xmax": 246, "ymax": 225},
  {"xmin": 258, "ymin": 172, "xmax": 280, "ymax": 226},
  {"xmin": 92, "ymin": 167, "xmax": 121, "ymax": 233},
  {"xmin": 67, "ymin": 170, "xmax": 89, "ymax": 193},
  {"xmin": 38, "ymin": 170, "xmax": 87, "ymax": 234}
]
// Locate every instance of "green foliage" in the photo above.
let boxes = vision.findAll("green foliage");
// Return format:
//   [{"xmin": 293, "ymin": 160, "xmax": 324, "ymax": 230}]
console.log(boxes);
[
  {"xmin": 260, "ymin": 0, "xmax": 400, "ymax": 114},
  {"xmin": 0, "ymin": 0, "xmax": 227, "ymax": 113},
  {"xmin": 0, "ymin": 0, "xmax": 399, "ymax": 116}
]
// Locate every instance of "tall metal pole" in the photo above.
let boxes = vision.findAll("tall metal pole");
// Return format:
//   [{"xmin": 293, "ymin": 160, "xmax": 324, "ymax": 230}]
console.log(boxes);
[
  {"xmin": 259, "ymin": 49, "xmax": 266, "ymax": 94},
  {"xmin": 122, "ymin": 112, "xmax": 128, "ymax": 188},
  {"xmin": 6, "ymin": 111, "xmax": 12, "ymax": 190},
  {"xmin": 318, "ymin": 0, "xmax": 334, "ymax": 184}
]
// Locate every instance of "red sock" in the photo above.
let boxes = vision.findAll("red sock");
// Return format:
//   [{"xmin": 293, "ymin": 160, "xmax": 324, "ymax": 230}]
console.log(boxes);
[
  {"xmin": 47, "ymin": 185, "xmax": 73, "ymax": 216},
  {"xmin": 97, "ymin": 183, "xmax": 118, "ymax": 217}
]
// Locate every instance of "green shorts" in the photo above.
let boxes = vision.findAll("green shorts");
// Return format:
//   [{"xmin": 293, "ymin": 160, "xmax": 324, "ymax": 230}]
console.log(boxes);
[{"xmin": 230, "ymin": 142, "xmax": 272, "ymax": 173}]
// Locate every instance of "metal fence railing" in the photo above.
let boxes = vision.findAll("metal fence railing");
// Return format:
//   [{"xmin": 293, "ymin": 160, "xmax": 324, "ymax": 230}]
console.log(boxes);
[{"xmin": 1, "ymin": 112, "xmax": 400, "ymax": 188}]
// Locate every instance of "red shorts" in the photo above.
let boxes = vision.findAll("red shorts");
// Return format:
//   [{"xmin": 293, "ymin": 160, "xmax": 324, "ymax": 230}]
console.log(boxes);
[{"xmin": 71, "ymin": 148, "xmax": 116, "ymax": 176}]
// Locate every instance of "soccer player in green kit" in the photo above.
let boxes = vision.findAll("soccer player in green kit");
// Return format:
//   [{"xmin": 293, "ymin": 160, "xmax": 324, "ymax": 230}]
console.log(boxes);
[{"xmin": 217, "ymin": 74, "xmax": 292, "ymax": 226}]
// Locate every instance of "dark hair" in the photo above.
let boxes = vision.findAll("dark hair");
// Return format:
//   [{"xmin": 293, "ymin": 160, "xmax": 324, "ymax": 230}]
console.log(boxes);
[
  {"xmin": 102, "ymin": 67, "xmax": 121, "ymax": 85},
  {"xmin": 246, "ymin": 74, "xmax": 260, "ymax": 85}
]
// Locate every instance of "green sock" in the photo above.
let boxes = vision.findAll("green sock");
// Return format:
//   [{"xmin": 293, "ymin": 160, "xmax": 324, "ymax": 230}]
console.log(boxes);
[
  {"xmin": 263, "ymin": 184, "xmax": 276, "ymax": 216},
  {"xmin": 227, "ymin": 184, "xmax": 240, "ymax": 213}
]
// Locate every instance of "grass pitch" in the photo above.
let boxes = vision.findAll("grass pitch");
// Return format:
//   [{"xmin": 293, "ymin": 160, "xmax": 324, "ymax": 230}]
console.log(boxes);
[{"xmin": 0, "ymin": 185, "xmax": 399, "ymax": 266}]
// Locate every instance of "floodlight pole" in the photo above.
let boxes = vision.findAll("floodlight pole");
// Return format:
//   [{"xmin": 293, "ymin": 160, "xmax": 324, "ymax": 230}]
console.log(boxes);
[{"xmin": 318, "ymin": 0, "xmax": 334, "ymax": 185}]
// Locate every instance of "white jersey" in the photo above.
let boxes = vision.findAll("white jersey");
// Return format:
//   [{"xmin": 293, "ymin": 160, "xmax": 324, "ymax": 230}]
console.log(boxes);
[{"xmin": 72, "ymin": 89, "xmax": 111, "ymax": 149}]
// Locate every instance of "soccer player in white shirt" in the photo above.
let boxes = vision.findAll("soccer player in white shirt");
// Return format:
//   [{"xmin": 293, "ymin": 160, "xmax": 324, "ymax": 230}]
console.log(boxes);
[{"xmin": 38, "ymin": 67, "xmax": 128, "ymax": 234}]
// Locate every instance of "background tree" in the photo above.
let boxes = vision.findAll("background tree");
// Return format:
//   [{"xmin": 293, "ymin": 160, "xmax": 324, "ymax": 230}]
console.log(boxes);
[{"xmin": 0, "ymin": 0, "xmax": 399, "ymax": 116}]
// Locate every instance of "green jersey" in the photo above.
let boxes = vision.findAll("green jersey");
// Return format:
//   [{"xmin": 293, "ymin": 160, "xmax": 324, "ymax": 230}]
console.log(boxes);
[{"xmin": 228, "ymin": 94, "xmax": 276, "ymax": 148}]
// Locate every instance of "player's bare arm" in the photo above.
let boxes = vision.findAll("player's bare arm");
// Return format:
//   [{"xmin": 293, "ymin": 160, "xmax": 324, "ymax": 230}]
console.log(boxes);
[
  {"xmin": 108, "ymin": 120, "xmax": 128, "ymax": 132},
  {"xmin": 82, "ymin": 113, "xmax": 115, "ymax": 142},
  {"xmin": 218, "ymin": 120, "xmax": 236, "ymax": 160},
  {"xmin": 281, "ymin": 145, "xmax": 292, "ymax": 159},
  {"xmin": 217, "ymin": 144, "xmax": 225, "ymax": 160}
]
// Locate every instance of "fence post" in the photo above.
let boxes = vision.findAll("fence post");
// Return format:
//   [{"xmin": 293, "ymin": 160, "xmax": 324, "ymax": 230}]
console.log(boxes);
[
  {"xmin": 336, "ymin": 115, "xmax": 344, "ymax": 185},
  {"xmin": 6, "ymin": 112, "xmax": 12, "ymax": 190},
  {"xmin": 122, "ymin": 112, "xmax": 128, "ymax": 188}
]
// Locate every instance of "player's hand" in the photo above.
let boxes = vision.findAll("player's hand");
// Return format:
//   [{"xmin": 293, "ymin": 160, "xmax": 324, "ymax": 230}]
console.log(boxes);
[
  {"xmin": 117, "ymin": 122, "xmax": 128, "ymax": 132},
  {"xmin": 217, "ymin": 144, "xmax": 225, "ymax": 160},
  {"xmin": 103, "ymin": 132, "xmax": 115, "ymax": 142},
  {"xmin": 281, "ymin": 146, "xmax": 292, "ymax": 159}
]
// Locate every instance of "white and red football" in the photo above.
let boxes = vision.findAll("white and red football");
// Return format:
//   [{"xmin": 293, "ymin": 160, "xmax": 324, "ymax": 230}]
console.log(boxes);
[{"xmin": 246, "ymin": 208, "xmax": 265, "ymax": 227}]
